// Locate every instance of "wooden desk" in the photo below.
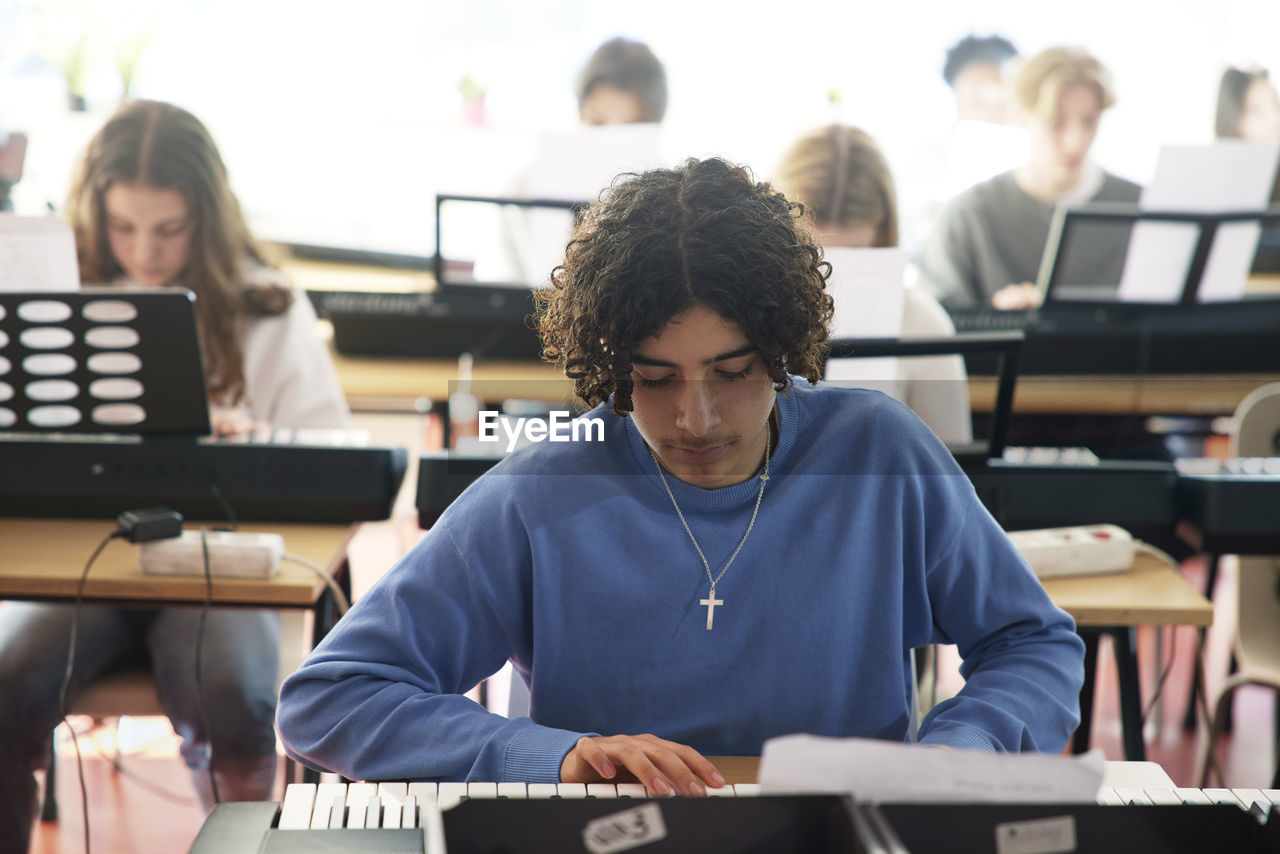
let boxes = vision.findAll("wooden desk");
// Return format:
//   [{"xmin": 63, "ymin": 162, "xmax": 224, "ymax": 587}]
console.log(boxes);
[
  {"xmin": 329, "ymin": 347, "xmax": 572, "ymax": 411},
  {"xmin": 1040, "ymin": 552, "xmax": 1212, "ymax": 628},
  {"xmin": 0, "ymin": 519, "xmax": 354, "ymax": 614},
  {"xmin": 968, "ymin": 374, "xmax": 1277, "ymax": 417},
  {"xmin": 330, "ymin": 348, "xmax": 1276, "ymax": 420},
  {"xmin": 1039, "ymin": 552, "xmax": 1211, "ymax": 764}
]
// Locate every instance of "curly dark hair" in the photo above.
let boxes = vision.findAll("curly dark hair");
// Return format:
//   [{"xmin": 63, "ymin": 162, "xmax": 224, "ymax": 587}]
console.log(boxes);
[{"xmin": 535, "ymin": 156, "xmax": 834, "ymax": 416}]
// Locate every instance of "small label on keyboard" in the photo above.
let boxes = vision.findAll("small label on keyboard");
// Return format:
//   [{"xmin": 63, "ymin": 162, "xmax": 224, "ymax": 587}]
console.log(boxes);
[
  {"xmin": 581, "ymin": 802, "xmax": 667, "ymax": 854},
  {"xmin": 994, "ymin": 814, "xmax": 1076, "ymax": 854}
]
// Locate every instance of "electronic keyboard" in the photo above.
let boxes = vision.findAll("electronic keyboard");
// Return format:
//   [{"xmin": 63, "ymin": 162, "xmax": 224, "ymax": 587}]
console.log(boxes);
[
  {"xmin": 0, "ymin": 433, "xmax": 408, "ymax": 523},
  {"xmin": 189, "ymin": 782, "xmax": 1280, "ymax": 853},
  {"xmin": 1175, "ymin": 456, "xmax": 1280, "ymax": 553}
]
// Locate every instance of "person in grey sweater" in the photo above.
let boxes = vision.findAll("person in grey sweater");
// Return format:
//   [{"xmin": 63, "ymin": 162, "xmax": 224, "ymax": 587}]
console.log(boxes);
[{"xmin": 918, "ymin": 46, "xmax": 1141, "ymax": 312}]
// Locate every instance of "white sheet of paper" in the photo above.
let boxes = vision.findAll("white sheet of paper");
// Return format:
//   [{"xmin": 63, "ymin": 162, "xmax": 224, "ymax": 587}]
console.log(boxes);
[
  {"xmin": 1118, "ymin": 142, "xmax": 1279, "ymax": 303},
  {"xmin": 759, "ymin": 734, "xmax": 1106, "ymax": 803},
  {"xmin": 823, "ymin": 247, "xmax": 907, "ymax": 387},
  {"xmin": 522, "ymin": 125, "xmax": 665, "ymax": 287},
  {"xmin": 0, "ymin": 214, "xmax": 79, "ymax": 292}
]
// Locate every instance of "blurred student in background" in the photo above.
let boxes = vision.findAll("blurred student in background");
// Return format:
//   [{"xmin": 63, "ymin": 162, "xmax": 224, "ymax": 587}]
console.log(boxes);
[
  {"xmin": 481, "ymin": 37, "xmax": 668, "ymax": 288},
  {"xmin": 943, "ymin": 34, "xmax": 1019, "ymax": 125},
  {"xmin": 775, "ymin": 125, "xmax": 972, "ymax": 446},
  {"xmin": 896, "ymin": 34, "xmax": 1023, "ymax": 254},
  {"xmin": 0, "ymin": 127, "xmax": 27, "ymax": 211},
  {"xmin": 1216, "ymin": 66, "xmax": 1280, "ymax": 143},
  {"xmin": 0, "ymin": 99, "xmax": 348, "ymax": 854},
  {"xmin": 1215, "ymin": 66, "xmax": 1280, "ymax": 274},
  {"xmin": 577, "ymin": 36, "xmax": 668, "ymax": 126},
  {"xmin": 918, "ymin": 47, "xmax": 1141, "ymax": 312}
]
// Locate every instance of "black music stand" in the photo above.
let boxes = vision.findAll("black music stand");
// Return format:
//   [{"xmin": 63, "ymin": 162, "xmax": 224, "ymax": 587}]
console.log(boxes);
[
  {"xmin": 433, "ymin": 192, "xmax": 588, "ymax": 290},
  {"xmin": 0, "ymin": 287, "xmax": 210, "ymax": 435},
  {"xmin": 1039, "ymin": 203, "xmax": 1280, "ymax": 309}
]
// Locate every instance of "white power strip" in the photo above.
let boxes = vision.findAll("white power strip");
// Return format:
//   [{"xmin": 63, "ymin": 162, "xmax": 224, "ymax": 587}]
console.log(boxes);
[
  {"xmin": 1007, "ymin": 524, "xmax": 1137, "ymax": 579},
  {"xmin": 139, "ymin": 531, "xmax": 285, "ymax": 579}
]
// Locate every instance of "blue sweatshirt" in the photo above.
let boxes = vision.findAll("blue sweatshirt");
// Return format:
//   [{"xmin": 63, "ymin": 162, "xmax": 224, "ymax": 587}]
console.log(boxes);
[{"xmin": 277, "ymin": 384, "xmax": 1084, "ymax": 783}]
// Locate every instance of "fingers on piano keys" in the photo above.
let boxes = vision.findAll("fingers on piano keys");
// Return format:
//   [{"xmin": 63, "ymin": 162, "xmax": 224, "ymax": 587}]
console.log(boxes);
[{"xmin": 277, "ymin": 780, "xmax": 763, "ymax": 830}]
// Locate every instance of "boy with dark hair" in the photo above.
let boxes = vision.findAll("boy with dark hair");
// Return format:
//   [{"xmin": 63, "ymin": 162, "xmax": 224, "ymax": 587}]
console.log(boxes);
[{"xmin": 277, "ymin": 157, "xmax": 1084, "ymax": 796}]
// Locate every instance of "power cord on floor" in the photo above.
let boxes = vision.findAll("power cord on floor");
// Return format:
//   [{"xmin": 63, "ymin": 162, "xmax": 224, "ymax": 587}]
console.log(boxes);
[
  {"xmin": 1141, "ymin": 626, "xmax": 1179, "ymax": 725},
  {"xmin": 1133, "ymin": 538, "xmax": 1226, "ymax": 784},
  {"xmin": 194, "ymin": 527, "xmax": 221, "ymax": 807},
  {"xmin": 56, "ymin": 527, "xmax": 123, "ymax": 854}
]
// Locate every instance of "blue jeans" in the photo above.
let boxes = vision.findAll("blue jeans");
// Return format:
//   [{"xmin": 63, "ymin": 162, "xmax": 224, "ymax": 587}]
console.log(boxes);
[{"xmin": 0, "ymin": 602, "xmax": 280, "ymax": 854}]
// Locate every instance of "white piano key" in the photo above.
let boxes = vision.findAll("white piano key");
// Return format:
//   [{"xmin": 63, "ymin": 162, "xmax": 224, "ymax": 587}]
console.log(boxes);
[
  {"xmin": 438, "ymin": 782, "xmax": 468, "ymax": 810},
  {"xmin": 347, "ymin": 782, "xmax": 378, "ymax": 806},
  {"xmin": 733, "ymin": 783, "xmax": 762, "ymax": 796},
  {"xmin": 379, "ymin": 782, "xmax": 408, "ymax": 799},
  {"xmin": 363, "ymin": 795, "xmax": 382, "ymax": 829},
  {"xmin": 557, "ymin": 783, "xmax": 588, "ymax": 798},
  {"xmin": 587, "ymin": 783, "xmax": 619, "ymax": 798},
  {"xmin": 1203, "ymin": 788, "xmax": 1245, "ymax": 808},
  {"xmin": 421, "ymin": 795, "xmax": 447, "ymax": 854},
  {"xmin": 1113, "ymin": 787, "xmax": 1151, "ymax": 805},
  {"xmin": 401, "ymin": 794, "xmax": 417, "ymax": 829},
  {"xmin": 616, "ymin": 783, "xmax": 649, "ymax": 798},
  {"xmin": 327, "ymin": 794, "xmax": 346, "ymax": 829},
  {"xmin": 1230, "ymin": 788, "xmax": 1269, "ymax": 814},
  {"xmin": 407, "ymin": 782, "xmax": 438, "ymax": 805},
  {"xmin": 527, "ymin": 783, "xmax": 559, "ymax": 798},
  {"xmin": 467, "ymin": 782, "xmax": 498, "ymax": 799},
  {"xmin": 278, "ymin": 783, "xmax": 316, "ymax": 830},
  {"xmin": 1263, "ymin": 789, "xmax": 1280, "ymax": 804},
  {"xmin": 705, "ymin": 785, "xmax": 735, "ymax": 797},
  {"xmin": 379, "ymin": 784, "xmax": 405, "ymax": 829},
  {"xmin": 346, "ymin": 797, "xmax": 368, "ymax": 829},
  {"xmin": 1142, "ymin": 788, "xmax": 1182, "ymax": 805},
  {"xmin": 310, "ymin": 782, "xmax": 348, "ymax": 830},
  {"xmin": 1173, "ymin": 787, "xmax": 1214, "ymax": 805},
  {"xmin": 1095, "ymin": 787, "xmax": 1125, "ymax": 805},
  {"xmin": 345, "ymin": 783, "xmax": 378, "ymax": 828},
  {"xmin": 497, "ymin": 782, "xmax": 529, "ymax": 799}
]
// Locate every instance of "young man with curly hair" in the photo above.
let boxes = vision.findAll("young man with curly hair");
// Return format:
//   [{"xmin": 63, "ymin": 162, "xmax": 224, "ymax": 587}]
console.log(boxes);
[{"xmin": 277, "ymin": 158, "xmax": 1084, "ymax": 796}]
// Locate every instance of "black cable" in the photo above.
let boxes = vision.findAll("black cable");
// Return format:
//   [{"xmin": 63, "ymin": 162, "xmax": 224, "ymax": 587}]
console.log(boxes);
[
  {"xmin": 208, "ymin": 482, "xmax": 238, "ymax": 532},
  {"xmin": 57, "ymin": 526, "xmax": 125, "ymax": 854},
  {"xmin": 193, "ymin": 527, "xmax": 221, "ymax": 806},
  {"xmin": 1140, "ymin": 626, "xmax": 1180, "ymax": 724}
]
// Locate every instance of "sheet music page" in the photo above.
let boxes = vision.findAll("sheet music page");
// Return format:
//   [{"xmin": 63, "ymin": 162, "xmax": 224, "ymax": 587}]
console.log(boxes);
[
  {"xmin": 759, "ymin": 734, "xmax": 1105, "ymax": 803},
  {"xmin": 1118, "ymin": 142, "xmax": 1280, "ymax": 302},
  {"xmin": 0, "ymin": 214, "xmax": 79, "ymax": 291},
  {"xmin": 521, "ymin": 124, "xmax": 665, "ymax": 287},
  {"xmin": 822, "ymin": 246, "xmax": 907, "ymax": 389}
]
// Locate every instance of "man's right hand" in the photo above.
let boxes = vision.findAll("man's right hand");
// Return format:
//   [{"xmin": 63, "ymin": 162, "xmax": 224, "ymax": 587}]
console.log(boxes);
[
  {"xmin": 560, "ymin": 734, "xmax": 726, "ymax": 796},
  {"xmin": 991, "ymin": 281, "xmax": 1042, "ymax": 310}
]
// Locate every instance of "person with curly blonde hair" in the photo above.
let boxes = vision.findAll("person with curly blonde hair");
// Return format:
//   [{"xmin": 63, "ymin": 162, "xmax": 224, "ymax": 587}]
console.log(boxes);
[{"xmin": 278, "ymin": 157, "xmax": 1083, "ymax": 796}]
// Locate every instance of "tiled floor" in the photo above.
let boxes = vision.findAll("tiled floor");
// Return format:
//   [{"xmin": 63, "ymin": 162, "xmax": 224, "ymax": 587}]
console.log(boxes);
[{"xmin": 27, "ymin": 549, "xmax": 1277, "ymax": 853}]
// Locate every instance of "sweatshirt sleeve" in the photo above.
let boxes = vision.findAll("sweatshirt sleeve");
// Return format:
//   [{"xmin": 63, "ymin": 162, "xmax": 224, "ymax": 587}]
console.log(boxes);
[
  {"xmin": 276, "ymin": 481, "xmax": 586, "ymax": 782},
  {"xmin": 915, "ymin": 486, "xmax": 1085, "ymax": 753}
]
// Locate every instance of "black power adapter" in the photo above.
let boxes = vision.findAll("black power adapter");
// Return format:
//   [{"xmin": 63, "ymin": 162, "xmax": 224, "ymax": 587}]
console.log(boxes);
[{"xmin": 116, "ymin": 507, "xmax": 184, "ymax": 543}]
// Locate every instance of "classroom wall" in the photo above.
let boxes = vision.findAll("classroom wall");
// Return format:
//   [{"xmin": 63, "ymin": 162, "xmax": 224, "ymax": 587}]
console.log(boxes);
[{"xmin": 2, "ymin": 0, "xmax": 1278, "ymax": 254}]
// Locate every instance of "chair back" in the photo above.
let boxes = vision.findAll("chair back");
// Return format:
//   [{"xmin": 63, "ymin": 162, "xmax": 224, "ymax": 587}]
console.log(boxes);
[{"xmin": 1229, "ymin": 383, "xmax": 1280, "ymax": 680}]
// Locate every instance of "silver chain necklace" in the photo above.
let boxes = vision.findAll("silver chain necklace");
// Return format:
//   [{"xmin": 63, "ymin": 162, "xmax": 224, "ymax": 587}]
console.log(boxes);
[{"xmin": 649, "ymin": 428, "xmax": 771, "ymax": 630}]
